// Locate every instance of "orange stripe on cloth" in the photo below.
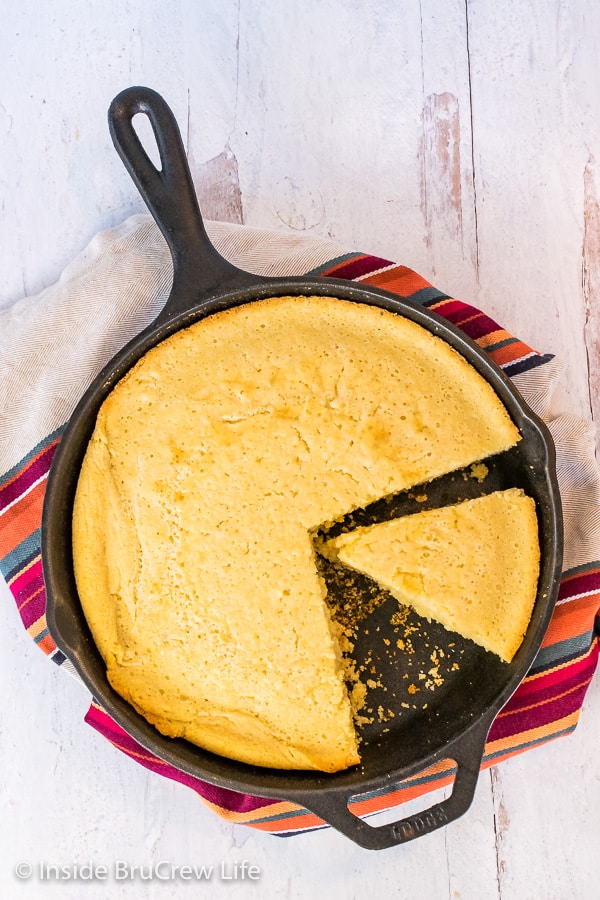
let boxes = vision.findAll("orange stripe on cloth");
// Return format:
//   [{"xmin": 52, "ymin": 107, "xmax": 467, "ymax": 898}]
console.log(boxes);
[
  {"xmin": 90, "ymin": 729, "xmax": 174, "ymax": 771},
  {"xmin": 482, "ymin": 709, "xmax": 580, "ymax": 765},
  {"xmin": 427, "ymin": 297, "xmax": 456, "ymax": 311},
  {"xmin": 541, "ymin": 594, "xmax": 600, "ymax": 648},
  {"xmin": 323, "ymin": 253, "xmax": 366, "ymax": 271},
  {"xmin": 26, "ymin": 615, "xmax": 56, "ymax": 654},
  {"xmin": 0, "ymin": 479, "xmax": 46, "ymax": 555},
  {"xmin": 36, "ymin": 632, "xmax": 57, "ymax": 655},
  {"xmin": 485, "ymin": 341, "xmax": 535, "ymax": 367},
  {"xmin": 209, "ymin": 759, "xmax": 458, "ymax": 830},
  {"xmin": 359, "ymin": 266, "xmax": 434, "ymax": 296},
  {"xmin": 475, "ymin": 328, "xmax": 514, "ymax": 349},
  {"xmin": 202, "ymin": 797, "xmax": 324, "ymax": 832},
  {"xmin": 201, "ymin": 796, "xmax": 306, "ymax": 826},
  {"xmin": 245, "ymin": 715, "xmax": 579, "ymax": 831},
  {"xmin": 347, "ymin": 759, "xmax": 456, "ymax": 820}
]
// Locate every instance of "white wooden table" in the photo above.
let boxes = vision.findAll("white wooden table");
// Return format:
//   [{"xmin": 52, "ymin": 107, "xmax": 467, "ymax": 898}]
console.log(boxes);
[{"xmin": 1, "ymin": 2, "xmax": 599, "ymax": 897}]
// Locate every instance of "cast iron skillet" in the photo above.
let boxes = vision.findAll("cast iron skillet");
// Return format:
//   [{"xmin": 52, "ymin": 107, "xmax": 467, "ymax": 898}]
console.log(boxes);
[{"xmin": 42, "ymin": 86, "xmax": 563, "ymax": 850}]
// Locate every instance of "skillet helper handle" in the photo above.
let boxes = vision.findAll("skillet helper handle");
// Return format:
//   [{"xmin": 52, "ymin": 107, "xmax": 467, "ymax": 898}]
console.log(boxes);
[
  {"xmin": 108, "ymin": 86, "xmax": 252, "ymax": 313},
  {"xmin": 299, "ymin": 716, "xmax": 492, "ymax": 851}
]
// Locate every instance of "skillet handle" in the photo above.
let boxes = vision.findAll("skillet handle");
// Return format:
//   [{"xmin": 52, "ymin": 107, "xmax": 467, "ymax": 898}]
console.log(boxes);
[
  {"xmin": 298, "ymin": 716, "xmax": 492, "ymax": 850},
  {"xmin": 108, "ymin": 86, "xmax": 254, "ymax": 317}
]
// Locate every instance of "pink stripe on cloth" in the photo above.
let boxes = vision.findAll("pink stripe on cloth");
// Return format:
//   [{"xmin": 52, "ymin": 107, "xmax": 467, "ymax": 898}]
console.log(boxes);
[
  {"xmin": 11, "ymin": 558, "xmax": 43, "ymax": 599},
  {"xmin": 456, "ymin": 311, "xmax": 506, "ymax": 341},
  {"xmin": 0, "ymin": 444, "xmax": 56, "ymax": 512},
  {"xmin": 84, "ymin": 703, "xmax": 279, "ymax": 816},
  {"xmin": 326, "ymin": 254, "xmax": 393, "ymax": 280},
  {"xmin": 434, "ymin": 302, "xmax": 505, "ymax": 342},
  {"xmin": 16, "ymin": 571, "xmax": 47, "ymax": 629},
  {"xmin": 504, "ymin": 653, "xmax": 597, "ymax": 706},
  {"xmin": 487, "ymin": 646, "xmax": 599, "ymax": 742},
  {"xmin": 558, "ymin": 570, "xmax": 600, "ymax": 601}
]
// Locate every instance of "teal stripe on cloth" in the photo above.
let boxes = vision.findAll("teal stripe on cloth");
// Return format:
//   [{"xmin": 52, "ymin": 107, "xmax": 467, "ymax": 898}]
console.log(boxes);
[
  {"xmin": 532, "ymin": 632, "xmax": 595, "ymax": 671},
  {"xmin": 0, "ymin": 529, "xmax": 41, "ymax": 581},
  {"xmin": 482, "ymin": 724, "xmax": 577, "ymax": 764},
  {"xmin": 304, "ymin": 252, "xmax": 363, "ymax": 276}
]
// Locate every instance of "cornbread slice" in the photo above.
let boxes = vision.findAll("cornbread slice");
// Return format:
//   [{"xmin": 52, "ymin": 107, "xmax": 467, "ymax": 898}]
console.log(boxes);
[
  {"xmin": 326, "ymin": 489, "xmax": 540, "ymax": 662},
  {"xmin": 72, "ymin": 295, "xmax": 521, "ymax": 771}
]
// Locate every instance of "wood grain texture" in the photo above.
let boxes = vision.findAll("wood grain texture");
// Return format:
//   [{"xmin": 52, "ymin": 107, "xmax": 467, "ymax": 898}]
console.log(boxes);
[
  {"xmin": 0, "ymin": 1, "xmax": 598, "ymax": 898},
  {"xmin": 466, "ymin": 0, "xmax": 597, "ymax": 420},
  {"xmin": 583, "ymin": 154, "xmax": 600, "ymax": 424}
]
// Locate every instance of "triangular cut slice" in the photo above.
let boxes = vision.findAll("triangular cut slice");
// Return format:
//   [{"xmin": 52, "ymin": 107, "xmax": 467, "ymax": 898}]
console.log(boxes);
[{"xmin": 325, "ymin": 488, "xmax": 540, "ymax": 662}]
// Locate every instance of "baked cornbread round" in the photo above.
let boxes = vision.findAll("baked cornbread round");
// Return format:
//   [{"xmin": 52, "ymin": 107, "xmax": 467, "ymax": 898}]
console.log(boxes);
[
  {"xmin": 72, "ymin": 295, "xmax": 521, "ymax": 772},
  {"xmin": 326, "ymin": 488, "xmax": 540, "ymax": 662}
]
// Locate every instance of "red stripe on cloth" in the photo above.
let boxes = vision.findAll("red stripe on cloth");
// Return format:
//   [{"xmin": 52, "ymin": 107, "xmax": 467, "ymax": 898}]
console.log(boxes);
[
  {"xmin": 497, "ymin": 653, "xmax": 597, "ymax": 715},
  {"xmin": 488, "ymin": 683, "xmax": 589, "ymax": 743},
  {"xmin": 18, "ymin": 584, "xmax": 46, "ymax": 629},
  {"xmin": 19, "ymin": 582, "xmax": 47, "ymax": 631},
  {"xmin": 429, "ymin": 298, "xmax": 473, "ymax": 324},
  {"xmin": 11, "ymin": 556, "xmax": 43, "ymax": 598},
  {"xmin": 428, "ymin": 298, "xmax": 465, "ymax": 317},
  {"xmin": 488, "ymin": 647, "xmax": 598, "ymax": 742},
  {"xmin": 432, "ymin": 301, "xmax": 515, "ymax": 346},
  {"xmin": 8, "ymin": 555, "xmax": 48, "ymax": 631},
  {"xmin": 426, "ymin": 298, "xmax": 541, "ymax": 365},
  {"xmin": 0, "ymin": 441, "xmax": 58, "ymax": 512},
  {"xmin": 358, "ymin": 265, "xmax": 435, "ymax": 296},
  {"xmin": 558, "ymin": 569, "xmax": 600, "ymax": 600},
  {"xmin": 84, "ymin": 703, "xmax": 279, "ymax": 816},
  {"xmin": 319, "ymin": 254, "xmax": 393, "ymax": 280},
  {"xmin": 483, "ymin": 712, "xmax": 579, "ymax": 766},
  {"xmin": 450, "ymin": 311, "xmax": 504, "ymax": 341},
  {"xmin": 508, "ymin": 653, "xmax": 596, "ymax": 704}
]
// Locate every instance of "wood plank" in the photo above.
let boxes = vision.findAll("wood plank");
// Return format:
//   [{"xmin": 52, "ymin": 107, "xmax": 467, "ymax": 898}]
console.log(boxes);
[
  {"xmin": 467, "ymin": 4, "xmax": 600, "ymax": 898},
  {"xmin": 583, "ymin": 154, "xmax": 600, "ymax": 427},
  {"xmin": 466, "ymin": 0, "xmax": 596, "ymax": 420}
]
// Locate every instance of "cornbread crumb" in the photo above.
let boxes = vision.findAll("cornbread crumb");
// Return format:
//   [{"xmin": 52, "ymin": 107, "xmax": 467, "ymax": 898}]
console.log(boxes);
[{"xmin": 469, "ymin": 462, "xmax": 489, "ymax": 482}]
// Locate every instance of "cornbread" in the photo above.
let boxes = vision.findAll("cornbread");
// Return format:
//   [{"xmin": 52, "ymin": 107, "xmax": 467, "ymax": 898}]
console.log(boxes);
[
  {"xmin": 72, "ymin": 295, "xmax": 521, "ymax": 771},
  {"xmin": 326, "ymin": 489, "xmax": 540, "ymax": 662}
]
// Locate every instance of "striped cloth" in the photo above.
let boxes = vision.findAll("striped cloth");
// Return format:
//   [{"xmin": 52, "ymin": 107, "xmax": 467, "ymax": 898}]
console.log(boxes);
[{"xmin": 1, "ymin": 215, "xmax": 599, "ymax": 837}]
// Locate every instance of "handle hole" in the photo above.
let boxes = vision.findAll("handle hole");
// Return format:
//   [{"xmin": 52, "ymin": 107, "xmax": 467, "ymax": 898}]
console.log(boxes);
[
  {"xmin": 347, "ymin": 757, "xmax": 457, "ymax": 830},
  {"xmin": 132, "ymin": 112, "xmax": 162, "ymax": 171}
]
